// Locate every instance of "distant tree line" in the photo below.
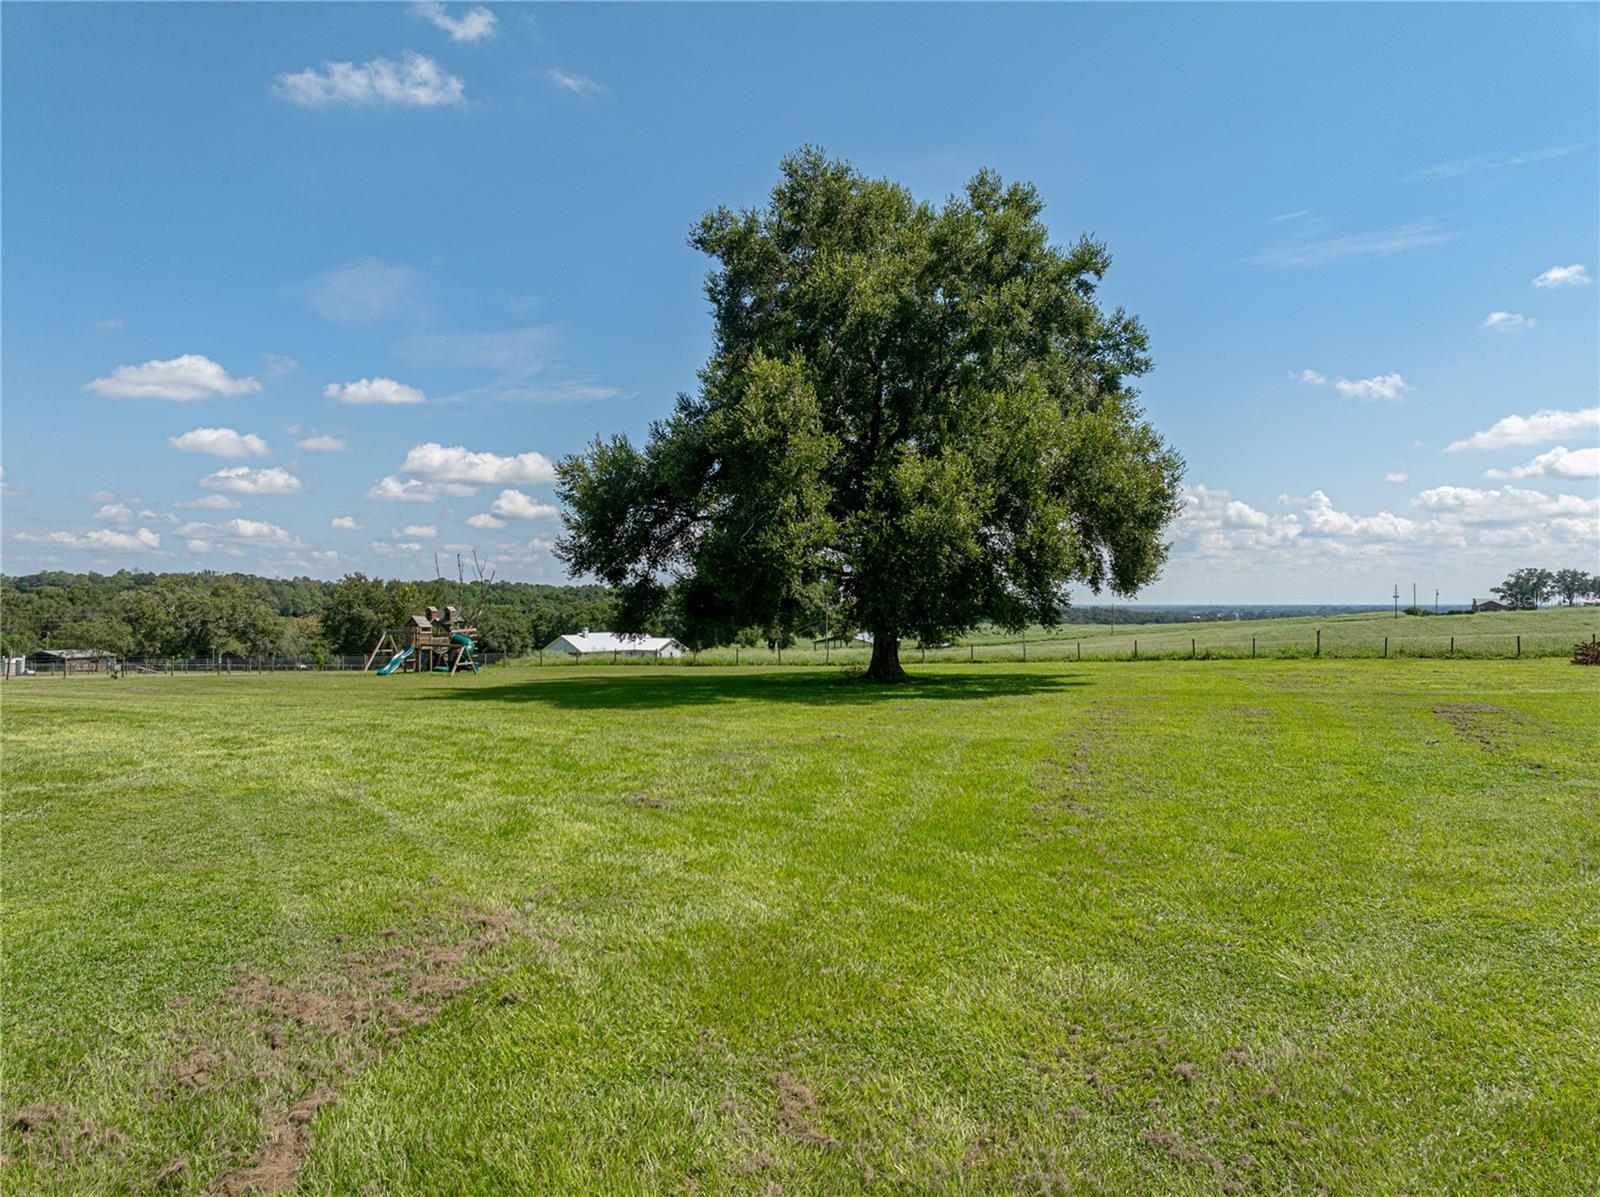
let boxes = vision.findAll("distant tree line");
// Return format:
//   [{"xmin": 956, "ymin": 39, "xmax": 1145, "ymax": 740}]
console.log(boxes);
[
  {"xmin": 1490, "ymin": 567, "xmax": 1599, "ymax": 610},
  {"xmin": 0, "ymin": 571, "xmax": 617, "ymax": 660}
]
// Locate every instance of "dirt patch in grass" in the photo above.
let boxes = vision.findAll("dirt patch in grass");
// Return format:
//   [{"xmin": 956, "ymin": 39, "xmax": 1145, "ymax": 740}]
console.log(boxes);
[
  {"xmin": 773, "ymin": 1072, "xmax": 839, "ymax": 1148},
  {"xmin": 627, "ymin": 791, "xmax": 671, "ymax": 809},
  {"xmin": 6, "ymin": 899, "xmax": 548, "ymax": 1195},
  {"xmin": 1432, "ymin": 703, "xmax": 1535, "ymax": 759},
  {"xmin": 199, "ymin": 902, "xmax": 541, "ymax": 1194}
]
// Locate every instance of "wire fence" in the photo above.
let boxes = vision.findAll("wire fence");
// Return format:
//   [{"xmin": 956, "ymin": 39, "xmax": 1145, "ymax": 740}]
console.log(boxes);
[{"xmin": 8, "ymin": 627, "xmax": 1592, "ymax": 678}]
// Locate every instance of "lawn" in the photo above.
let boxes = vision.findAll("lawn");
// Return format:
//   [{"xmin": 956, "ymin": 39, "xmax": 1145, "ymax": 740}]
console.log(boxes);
[{"xmin": 2, "ymin": 659, "xmax": 1596, "ymax": 1194}]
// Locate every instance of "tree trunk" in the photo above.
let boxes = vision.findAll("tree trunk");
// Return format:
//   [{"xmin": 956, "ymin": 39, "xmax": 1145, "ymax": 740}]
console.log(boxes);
[{"xmin": 864, "ymin": 632, "xmax": 908, "ymax": 683}]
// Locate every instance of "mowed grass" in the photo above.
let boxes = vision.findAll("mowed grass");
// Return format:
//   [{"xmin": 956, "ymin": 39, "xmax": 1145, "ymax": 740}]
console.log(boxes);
[{"xmin": 2, "ymin": 660, "xmax": 1597, "ymax": 1194}]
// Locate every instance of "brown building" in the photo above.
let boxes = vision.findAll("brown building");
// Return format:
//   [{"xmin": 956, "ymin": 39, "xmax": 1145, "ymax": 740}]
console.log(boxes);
[{"xmin": 33, "ymin": 648, "xmax": 118, "ymax": 674}]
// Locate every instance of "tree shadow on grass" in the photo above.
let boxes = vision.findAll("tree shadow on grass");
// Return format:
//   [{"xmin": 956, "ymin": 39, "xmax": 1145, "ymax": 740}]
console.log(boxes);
[{"xmin": 409, "ymin": 666, "xmax": 1091, "ymax": 712}]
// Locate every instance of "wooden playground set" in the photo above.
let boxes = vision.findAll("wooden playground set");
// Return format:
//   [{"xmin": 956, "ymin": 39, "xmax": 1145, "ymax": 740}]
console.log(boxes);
[{"xmin": 364, "ymin": 605, "xmax": 481, "ymax": 676}]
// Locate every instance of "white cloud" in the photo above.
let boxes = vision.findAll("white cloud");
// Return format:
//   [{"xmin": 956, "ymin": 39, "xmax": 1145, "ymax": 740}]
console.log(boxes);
[
  {"xmin": 312, "ymin": 550, "xmax": 339, "ymax": 563},
  {"xmin": 398, "ymin": 524, "xmax": 437, "ymax": 538},
  {"xmin": 223, "ymin": 518, "xmax": 298, "ymax": 545},
  {"xmin": 296, "ymin": 434, "xmax": 348, "ymax": 452},
  {"xmin": 87, "ymin": 490, "xmax": 117, "ymax": 503},
  {"xmin": 1531, "ymin": 263, "xmax": 1591, "ymax": 288},
  {"xmin": 85, "ymin": 354, "xmax": 261, "ymax": 401},
  {"xmin": 1297, "ymin": 369, "xmax": 1412, "ymax": 402},
  {"xmin": 16, "ymin": 527, "xmax": 160, "ymax": 552},
  {"xmin": 274, "ymin": 51, "xmax": 465, "ymax": 109},
  {"xmin": 1295, "ymin": 490, "xmax": 1417, "ymax": 539},
  {"xmin": 1334, "ymin": 373, "xmax": 1411, "ymax": 403},
  {"xmin": 466, "ymin": 512, "xmax": 506, "ymax": 529},
  {"xmin": 367, "ymin": 475, "xmax": 453, "ymax": 503},
  {"xmin": 1481, "ymin": 311, "xmax": 1534, "ymax": 332},
  {"xmin": 1485, "ymin": 445, "xmax": 1600, "ymax": 480},
  {"xmin": 177, "ymin": 494, "xmax": 241, "ymax": 510},
  {"xmin": 305, "ymin": 258, "xmax": 421, "ymax": 326},
  {"xmin": 1413, "ymin": 484, "xmax": 1599, "ymax": 523},
  {"xmin": 1384, "ymin": 471, "xmax": 1409, "ymax": 484},
  {"xmin": 138, "ymin": 510, "xmax": 179, "ymax": 525},
  {"xmin": 331, "ymin": 516, "xmax": 363, "ymax": 529},
  {"xmin": 326, "ymin": 377, "xmax": 426, "ymax": 405},
  {"xmin": 199, "ymin": 466, "xmax": 302, "ymax": 495},
  {"xmin": 547, "ymin": 68, "xmax": 606, "ymax": 96},
  {"xmin": 415, "ymin": 2, "xmax": 497, "ymax": 43},
  {"xmin": 1445, "ymin": 406, "xmax": 1600, "ymax": 451},
  {"xmin": 1407, "ymin": 144, "xmax": 1583, "ymax": 182},
  {"xmin": 489, "ymin": 488, "xmax": 559, "ymax": 520},
  {"xmin": 168, "ymin": 427, "xmax": 271, "ymax": 459},
  {"xmin": 264, "ymin": 353, "xmax": 299, "ymax": 378},
  {"xmin": 93, "ymin": 503, "xmax": 134, "ymax": 523},
  {"xmin": 371, "ymin": 539, "xmax": 426, "ymax": 554},
  {"xmin": 1253, "ymin": 219, "xmax": 1456, "ymax": 268},
  {"xmin": 400, "ymin": 442, "xmax": 555, "ymax": 485},
  {"xmin": 0, "ymin": 468, "xmax": 26, "ymax": 497}
]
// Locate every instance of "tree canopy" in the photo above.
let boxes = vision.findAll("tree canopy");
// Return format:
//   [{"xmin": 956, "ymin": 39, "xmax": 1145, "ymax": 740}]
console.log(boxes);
[{"xmin": 558, "ymin": 149, "xmax": 1185, "ymax": 679}]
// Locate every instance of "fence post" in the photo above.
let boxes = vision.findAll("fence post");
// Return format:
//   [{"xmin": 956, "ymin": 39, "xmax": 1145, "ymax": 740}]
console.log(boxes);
[
  {"xmin": 921, "ymin": 645, "xmax": 926, "ymax": 663},
  {"xmin": 1251, "ymin": 636, "xmax": 1256, "ymax": 659},
  {"xmin": 1383, "ymin": 636, "xmax": 1388, "ymax": 659},
  {"xmin": 1516, "ymin": 635, "xmax": 1521, "ymax": 658},
  {"xmin": 969, "ymin": 644, "xmax": 974, "ymax": 662},
  {"xmin": 1022, "ymin": 638, "xmax": 1027, "ymax": 662},
  {"xmin": 778, "ymin": 646, "xmax": 782, "ymax": 665},
  {"xmin": 1450, "ymin": 636, "xmax": 1454, "ymax": 656},
  {"xmin": 1315, "ymin": 629, "xmax": 1321, "ymax": 658},
  {"xmin": 1133, "ymin": 639, "xmax": 1138, "ymax": 660},
  {"xmin": 1191, "ymin": 638, "xmax": 1196, "ymax": 659},
  {"xmin": 736, "ymin": 647, "xmax": 740, "ymax": 666},
  {"xmin": 1077, "ymin": 640, "xmax": 1081, "ymax": 661}
]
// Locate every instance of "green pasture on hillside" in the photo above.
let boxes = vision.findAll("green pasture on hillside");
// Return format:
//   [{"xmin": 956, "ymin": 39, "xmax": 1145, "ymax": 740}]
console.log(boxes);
[{"xmin": 2, "ymin": 658, "xmax": 1596, "ymax": 1194}]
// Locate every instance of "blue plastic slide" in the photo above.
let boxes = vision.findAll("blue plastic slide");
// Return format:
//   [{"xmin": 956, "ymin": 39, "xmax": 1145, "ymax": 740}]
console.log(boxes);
[{"xmin": 376, "ymin": 645, "xmax": 414, "ymax": 676}]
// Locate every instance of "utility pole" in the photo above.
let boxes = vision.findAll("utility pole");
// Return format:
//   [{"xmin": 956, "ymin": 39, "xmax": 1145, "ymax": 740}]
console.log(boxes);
[
  {"xmin": 1434, "ymin": 588, "xmax": 1439, "ymax": 615},
  {"xmin": 1412, "ymin": 582, "xmax": 1417, "ymax": 612},
  {"xmin": 1393, "ymin": 584, "xmax": 1400, "ymax": 619}
]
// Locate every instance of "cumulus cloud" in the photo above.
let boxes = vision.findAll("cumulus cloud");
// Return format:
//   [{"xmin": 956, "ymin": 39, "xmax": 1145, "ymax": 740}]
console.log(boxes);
[
  {"xmin": 398, "ymin": 524, "xmax": 437, "ymax": 538},
  {"xmin": 547, "ymin": 68, "xmax": 606, "ymax": 96},
  {"xmin": 199, "ymin": 466, "xmax": 303, "ymax": 495},
  {"xmin": 312, "ymin": 550, "xmax": 339, "ymax": 563},
  {"xmin": 399, "ymin": 442, "xmax": 555, "ymax": 485},
  {"xmin": 1296, "ymin": 490, "xmax": 1417, "ymax": 539},
  {"xmin": 1485, "ymin": 445, "xmax": 1600, "ymax": 480},
  {"xmin": 1481, "ymin": 311, "xmax": 1535, "ymax": 332},
  {"xmin": 0, "ymin": 467, "xmax": 26, "ymax": 496},
  {"xmin": 1296, "ymin": 369, "xmax": 1412, "ymax": 402},
  {"xmin": 466, "ymin": 512, "xmax": 506, "ymax": 529},
  {"xmin": 85, "ymin": 355, "xmax": 261, "ymax": 401},
  {"xmin": 16, "ymin": 527, "xmax": 160, "ymax": 552},
  {"xmin": 1531, "ymin": 263, "xmax": 1591, "ymax": 288},
  {"xmin": 93, "ymin": 503, "xmax": 134, "ymax": 523},
  {"xmin": 365, "ymin": 475, "xmax": 474, "ymax": 503},
  {"xmin": 177, "ymin": 494, "xmax": 241, "ymax": 510},
  {"xmin": 325, "ymin": 378, "xmax": 426, "ymax": 405},
  {"xmin": 168, "ymin": 427, "xmax": 271, "ymax": 459},
  {"xmin": 1384, "ymin": 472, "xmax": 1409, "ymax": 484},
  {"xmin": 331, "ymin": 516, "xmax": 363, "ymax": 529},
  {"xmin": 222, "ymin": 518, "xmax": 299, "ymax": 545},
  {"xmin": 296, "ymin": 434, "xmax": 348, "ymax": 452},
  {"xmin": 489, "ymin": 488, "xmax": 559, "ymax": 520},
  {"xmin": 275, "ymin": 51, "xmax": 465, "ymax": 108},
  {"xmin": 1334, "ymin": 373, "xmax": 1412, "ymax": 403},
  {"xmin": 1412, "ymin": 484, "xmax": 1599, "ymax": 522},
  {"xmin": 1445, "ymin": 406, "xmax": 1600, "ymax": 451},
  {"xmin": 264, "ymin": 353, "xmax": 299, "ymax": 378},
  {"xmin": 415, "ymin": 2, "xmax": 497, "ymax": 43}
]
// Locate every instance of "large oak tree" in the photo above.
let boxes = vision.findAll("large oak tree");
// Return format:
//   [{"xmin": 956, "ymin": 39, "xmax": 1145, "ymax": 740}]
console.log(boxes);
[{"xmin": 557, "ymin": 149, "xmax": 1184, "ymax": 680}]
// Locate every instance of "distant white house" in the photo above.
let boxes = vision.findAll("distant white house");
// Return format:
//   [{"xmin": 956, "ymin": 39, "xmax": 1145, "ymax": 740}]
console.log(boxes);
[{"xmin": 542, "ymin": 628, "xmax": 687, "ymax": 658}]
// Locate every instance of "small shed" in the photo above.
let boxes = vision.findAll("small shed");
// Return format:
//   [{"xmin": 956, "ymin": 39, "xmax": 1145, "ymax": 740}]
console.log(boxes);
[
  {"xmin": 34, "ymin": 648, "xmax": 118, "ymax": 674},
  {"xmin": 1471, "ymin": 598, "xmax": 1512, "ymax": 612},
  {"xmin": 542, "ymin": 629, "xmax": 687, "ymax": 659}
]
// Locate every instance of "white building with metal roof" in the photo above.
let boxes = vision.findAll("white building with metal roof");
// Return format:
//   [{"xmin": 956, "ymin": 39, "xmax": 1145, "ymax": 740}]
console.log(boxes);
[{"xmin": 542, "ymin": 628, "xmax": 687, "ymax": 658}]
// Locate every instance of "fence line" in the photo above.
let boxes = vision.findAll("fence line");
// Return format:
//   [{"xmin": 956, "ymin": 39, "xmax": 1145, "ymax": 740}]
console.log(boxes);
[{"xmin": 5, "ymin": 629, "xmax": 1593, "ymax": 678}]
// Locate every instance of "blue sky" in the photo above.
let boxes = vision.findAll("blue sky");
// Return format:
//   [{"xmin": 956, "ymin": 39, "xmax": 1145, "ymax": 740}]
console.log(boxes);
[{"xmin": 2, "ymin": 2, "xmax": 1596, "ymax": 603}]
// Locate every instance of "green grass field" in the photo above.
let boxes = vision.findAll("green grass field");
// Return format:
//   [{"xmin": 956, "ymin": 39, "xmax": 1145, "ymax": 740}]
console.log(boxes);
[{"xmin": 3, "ymin": 658, "xmax": 1597, "ymax": 1194}]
